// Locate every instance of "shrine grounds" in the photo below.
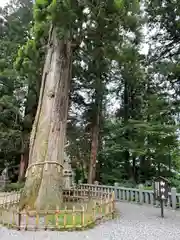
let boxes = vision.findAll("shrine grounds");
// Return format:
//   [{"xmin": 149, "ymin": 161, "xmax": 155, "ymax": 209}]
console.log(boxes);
[{"xmin": 1, "ymin": 202, "xmax": 180, "ymax": 240}]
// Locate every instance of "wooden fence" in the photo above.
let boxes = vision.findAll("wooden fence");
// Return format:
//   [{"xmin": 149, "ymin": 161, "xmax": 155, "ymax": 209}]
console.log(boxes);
[
  {"xmin": 0, "ymin": 189, "xmax": 115, "ymax": 230},
  {"xmin": 0, "ymin": 191, "xmax": 20, "ymax": 206},
  {"xmin": 0, "ymin": 188, "xmax": 111, "ymax": 206}
]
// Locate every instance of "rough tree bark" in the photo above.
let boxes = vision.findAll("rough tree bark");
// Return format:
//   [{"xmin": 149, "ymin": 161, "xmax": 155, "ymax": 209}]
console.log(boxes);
[
  {"xmin": 18, "ymin": 138, "xmax": 29, "ymax": 182},
  {"xmin": 88, "ymin": 123, "xmax": 99, "ymax": 184},
  {"xmin": 19, "ymin": 26, "xmax": 72, "ymax": 211},
  {"xmin": 88, "ymin": 98, "xmax": 101, "ymax": 184}
]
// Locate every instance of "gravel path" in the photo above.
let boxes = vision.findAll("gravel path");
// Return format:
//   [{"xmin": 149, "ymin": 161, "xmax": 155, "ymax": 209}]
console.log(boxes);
[{"xmin": 1, "ymin": 202, "xmax": 180, "ymax": 240}]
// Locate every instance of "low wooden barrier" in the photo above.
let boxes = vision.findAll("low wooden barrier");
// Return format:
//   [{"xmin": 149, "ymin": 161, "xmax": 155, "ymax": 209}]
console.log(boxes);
[
  {"xmin": 0, "ymin": 189, "xmax": 115, "ymax": 231},
  {"xmin": 0, "ymin": 191, "xmax": 20, "ymax": 206},
  {"xmin": 0, "ymin": 188, "xmax": 111, "ymax": 206}
]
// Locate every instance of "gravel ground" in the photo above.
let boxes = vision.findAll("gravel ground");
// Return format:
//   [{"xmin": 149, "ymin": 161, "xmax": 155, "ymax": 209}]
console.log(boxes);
[{"xmin": 1, "ymin": 202, "xmax": 180, "ymax": 240}]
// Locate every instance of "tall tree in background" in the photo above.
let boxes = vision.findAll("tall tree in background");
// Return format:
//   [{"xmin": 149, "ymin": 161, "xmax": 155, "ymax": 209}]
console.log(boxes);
[
  {"xmin": 83, "ymin": 5, "xmax": 114, "ymax": 184},
  {"xmin": 84, "ymin": 0, "xmax": 143, "ymax": 183},
  {"xmin": 11, "ymin": 0, "xmax": 35, "ymax": 182},
  {"xmin": 0, "ymin": 0, "xmax": 33, "ymax": 180},
  {"xmin": 99, "ymin": 0, "xmax": 180, "ymax": 184},
  {"xmin": 145, "ymin": 0, "xmax": 180, "ymax": 176}
]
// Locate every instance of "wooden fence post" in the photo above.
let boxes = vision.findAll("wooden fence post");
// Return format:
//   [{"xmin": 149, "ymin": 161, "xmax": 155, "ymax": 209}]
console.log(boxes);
[
  {"xmin": 44, "ymin": 213, "xmax": 48, "ymax": 230},
  {"xmin": 63, "ymin": 206, "xmax": 67, "ymax": 228},
  {"xmin": 93, "ymin": 201, "xmax": 96, "ymax": 221},
  {"xmin": 18, "ymin": 211, "xmax": 21, "ymax": 230},
  {"xmin": 111, "ymin": 191, "xmax": 115, "ymax": 218},
  {"xmin": 81, "ymin": 206, "xmax": 85, "ymax": 227},
  {"xmin": 35, "ymin": 212, "xmax": 39, "ymax": 230},
  {"xmin": 12, "ymin": 211, "xmax": 16, "ymax": 227},
  {"xmin": 55, "ymin": 205, "xmax": 59, "ymax": 229},
  {"xmin": 105, "ymin": 198, "xmax": 109, "ymax": 215},
  {"xmin": 72, "ymin": 205, "xmax": 75, "ymax": 227},
  {"xmin": 100, "ymin": 198, "xmax": 103, "ymax": 214}
]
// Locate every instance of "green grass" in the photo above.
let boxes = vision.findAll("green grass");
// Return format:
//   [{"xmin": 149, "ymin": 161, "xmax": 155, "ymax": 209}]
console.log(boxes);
[
  {"xmin": 48, "ymin": 204, "xmax": 108, "ymax": 228},
  {"xmin": 48, "ymin": 212, "xmax": 92, "ymax": 228}
]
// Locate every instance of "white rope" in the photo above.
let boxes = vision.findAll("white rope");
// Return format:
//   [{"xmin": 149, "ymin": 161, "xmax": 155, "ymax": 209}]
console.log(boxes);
[{"xmin": 27, "ymin": 161, "xmax": 64, "ymax": 171}]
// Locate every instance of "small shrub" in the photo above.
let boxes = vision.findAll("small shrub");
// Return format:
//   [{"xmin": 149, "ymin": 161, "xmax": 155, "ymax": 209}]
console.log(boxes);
[
  {"xmin": 119, "ymin": 180, "xmax": 137, "ymax": 188},
  {"xmin": 169, "ymin": 176, "xmax": 180, "ymax": 193},
  {"xmin": 3, "ymin": 182, "xmax": 24, "ymax": 192},
  {"xmin": 143, "ymin": 186, "xmax": 153, "ymax": 190}
]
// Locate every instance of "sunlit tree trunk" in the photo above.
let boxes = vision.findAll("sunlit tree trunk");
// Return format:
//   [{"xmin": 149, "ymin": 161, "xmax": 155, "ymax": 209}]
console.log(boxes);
[{"xmin": 19, "ymin": 27, "xmax": 72, "ymax": 211}]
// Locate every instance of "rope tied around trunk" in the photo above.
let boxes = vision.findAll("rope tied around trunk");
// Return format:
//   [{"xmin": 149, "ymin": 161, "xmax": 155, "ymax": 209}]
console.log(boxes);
[{"xmin": 25, "ymin": 161, "xmax": 64, "ymax": 177}]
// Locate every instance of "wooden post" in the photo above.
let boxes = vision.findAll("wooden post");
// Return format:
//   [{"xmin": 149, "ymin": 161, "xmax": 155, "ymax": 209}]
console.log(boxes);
[
  {"xmin": 18, "ymin": 211, "xmax": 21, "ymax": 230},
  {"xmin": 63, "ymin": 206, "xmax": 67, "ymax": 228},
  {"xmin": 25, "ymin": 213, "xmax": 29, "ymax": 230},
  {"xmin": 93, "ymin": 201, "xmax": 96, "ymax": 221},
  {"xmin": 81, "ymin": 206, "xmax": 85, "ymax": 227},
  {"xmin": 85, "ymin": 203, "xmax": 88, "ymax": 211},
  {"xmin": 2, "ymin": 209, "xmax": 4, "ymax": 225},
  {"xmin": 35, "ymin": 212, "xmax": 39, "ymax": 230},
  {"xmin": 100, "ymin": 198, "xmax": 103, "ymax": 214},
  {"xmin": 44, "ymin": 214, "xmax": 48, "ymax": 230},
  {"xmin": 72, "ymin": 205, "xmax": 75, "ymax": 227},
  {"xmin": 7, "ymin": 212, "xmax": 10, "ymax": 228},
  {"xmin": 55, "ymin": 205, "xmax": 59, "ymax": 229},
  {"xmin": 105, "ymin": 198, "xmax": 109, "ymax": 216},
  {"xmin": 12, "ymin": 211, "xmax": 16, "ymax": 227}
]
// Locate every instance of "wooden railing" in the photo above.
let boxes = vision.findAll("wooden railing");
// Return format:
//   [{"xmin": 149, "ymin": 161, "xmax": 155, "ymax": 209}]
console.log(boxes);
[
  {"xmin": 0, "ymin": 191, "xmax": 20, "ymax": 206},
  {"xmin": 0, "ymin": 189, "xmax": 110, "ymax": 207},
  {"xmin": 0, "ymin": 189, "xmax": 115, "ymax": 230}
]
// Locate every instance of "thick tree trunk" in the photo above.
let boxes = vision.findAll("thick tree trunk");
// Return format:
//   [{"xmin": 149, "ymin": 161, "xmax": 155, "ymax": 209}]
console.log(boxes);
[
  {"xmin": 95, "ymin": 131, "xmax": 102, "ymax": 183},
  {"xmin": 19, "ymin": 27, "xmax": 72, "ymax": 211},
  {"xmin": 132, "ymin": 156, "xmax": 136, "ymax": 182},
  {"xmin": 18, "ymin": 147, "xmax": 29, "ymax": 182},
  {"xmin": 87, "ymin": 66, "xmax": 103, "ymax": 184},
  {"xmin": 88, "ymin": 123, "xmax": 99, "ymax": 184}
]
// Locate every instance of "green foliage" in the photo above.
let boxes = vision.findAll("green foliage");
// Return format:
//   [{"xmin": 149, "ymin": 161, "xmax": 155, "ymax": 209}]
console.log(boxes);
[
  {"xmin": 169, "ymin": 175, "xmax": 180, "ymax": 193},
  {"xmin": 114, "ymin": 0, "xmax": 123, "ymax": 9},
  {"xmin": 98, "ymin": 23, "xmax": 179, "ymax": 184},
  {"xmin": 3, "ymin": 182, "xmax": 25, "ymax": 192},
  {"xmin": 0, "ymin": 0, "xmax": 33, "ymax": 179}
]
